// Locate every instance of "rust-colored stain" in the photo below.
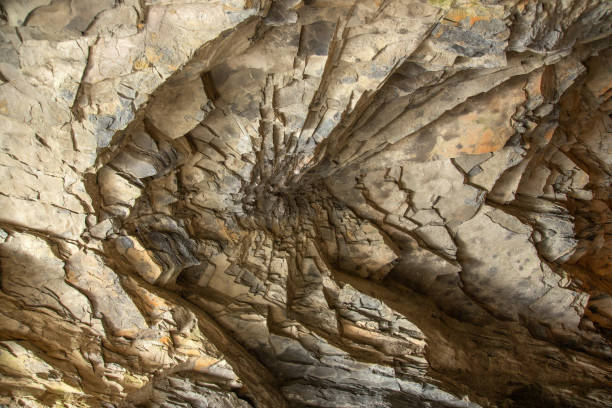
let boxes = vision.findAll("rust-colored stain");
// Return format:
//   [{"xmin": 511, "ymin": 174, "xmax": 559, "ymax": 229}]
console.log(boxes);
[
  {"xmin": 544, "ymin": 126, "xmax": 556, "ymax": 142},
  {"xmin": 445, "ymin": 8, "xmax": 492, "ymax": 27},
  {"xmin": 132, "ymin": 57, "xmax": 148, "ymax": 71},
  {"xmin": 159, "ymin": 336, "xmax": 173, "ymax": 347},
  {"xmin": 146, "ymin": 295, "xmax": 165, "ymax": 308},
  {"xmin": 137, "ymin": 288, "xmax": 169, "ymax": 313},
  {"xmin": 182, "ymin": 348, "xmax": 201, "ymax": 357},
  {"xmin": 193, "ymin": 356, "xmax": 218, "ymax": 371},
  {"xmin": 428, "ymin": 80, "xmax": 526, "ymax": 158}
]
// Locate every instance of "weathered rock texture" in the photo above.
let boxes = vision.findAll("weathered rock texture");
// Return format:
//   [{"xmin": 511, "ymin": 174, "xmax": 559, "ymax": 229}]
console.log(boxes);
[{"xmin": 0, "ymin": 0, "xmax": 611, "ymax": 407}]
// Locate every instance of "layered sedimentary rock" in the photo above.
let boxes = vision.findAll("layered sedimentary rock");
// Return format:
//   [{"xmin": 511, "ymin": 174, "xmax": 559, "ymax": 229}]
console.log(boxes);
[{"xmin": 0, "ymin": 0, "xmax": 611, "ymax": 407}]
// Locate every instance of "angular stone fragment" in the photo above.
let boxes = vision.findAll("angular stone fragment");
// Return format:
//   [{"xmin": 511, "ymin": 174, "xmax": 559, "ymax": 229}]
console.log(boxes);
[{"xmin": 66, "ymin": 251, "xmax": 147, "ymax": 337}]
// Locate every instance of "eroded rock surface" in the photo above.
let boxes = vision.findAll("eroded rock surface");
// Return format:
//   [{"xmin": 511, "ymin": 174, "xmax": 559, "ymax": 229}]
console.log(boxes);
[{"xmin": 0, "ymin": 0, "xmax": 611, "ymax": 407}]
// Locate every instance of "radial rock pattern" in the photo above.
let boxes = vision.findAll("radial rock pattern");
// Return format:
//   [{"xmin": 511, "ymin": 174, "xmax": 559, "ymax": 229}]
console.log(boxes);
[{"xmin": 0, "ymin": 0, "xmax": 611, "ymax": 407}]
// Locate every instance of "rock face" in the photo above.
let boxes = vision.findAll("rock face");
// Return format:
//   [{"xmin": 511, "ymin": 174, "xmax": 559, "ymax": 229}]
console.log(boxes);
[{"xmin": 0, "ymin": 0, "xmax": 611, "ymax": 407}]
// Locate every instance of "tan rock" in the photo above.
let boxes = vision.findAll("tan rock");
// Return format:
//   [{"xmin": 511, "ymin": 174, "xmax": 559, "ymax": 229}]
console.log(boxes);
[{"xmin": 1, "ymin": 1, "xmax": 611, "ymax": 407}]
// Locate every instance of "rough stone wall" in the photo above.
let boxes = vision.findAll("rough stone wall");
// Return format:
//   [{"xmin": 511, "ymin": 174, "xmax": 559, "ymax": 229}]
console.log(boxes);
[{"xmin": 0, "ymin": 0, "xmax": 611, "ymax": 407}]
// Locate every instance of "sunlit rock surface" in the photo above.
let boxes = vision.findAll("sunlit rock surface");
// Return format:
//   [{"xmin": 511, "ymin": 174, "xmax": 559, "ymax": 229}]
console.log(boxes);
[{"xmin": 0, "ymin": 0, "xmax": 611, "ymax": 407}]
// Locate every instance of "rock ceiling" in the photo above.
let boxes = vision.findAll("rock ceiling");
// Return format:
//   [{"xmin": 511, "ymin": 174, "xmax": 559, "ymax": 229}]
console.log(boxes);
[{"xmin": 0, "ymin": 0, "xmax": 611, "ymax": 407}]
